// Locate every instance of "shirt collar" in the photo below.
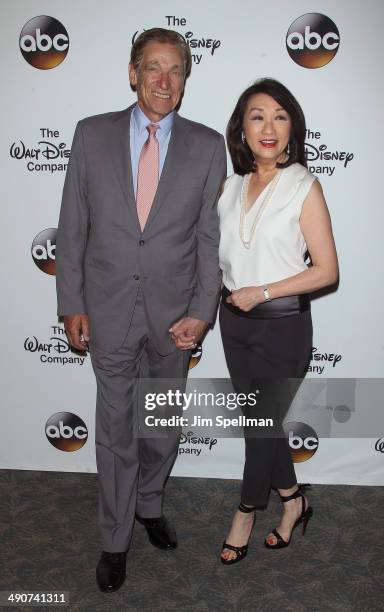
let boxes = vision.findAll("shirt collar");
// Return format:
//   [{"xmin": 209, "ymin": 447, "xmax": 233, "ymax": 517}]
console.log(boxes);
[{"xmin": 132, "ymin": 103, "xmax": 174, "ymax": 139}]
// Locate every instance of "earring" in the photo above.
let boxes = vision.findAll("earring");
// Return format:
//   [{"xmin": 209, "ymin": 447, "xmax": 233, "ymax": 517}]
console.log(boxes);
[
  {"xmin": 241, "ymin": 132, "xmax": 246, "ymax": 144},
  {"xmin": 286, "ymin": 143, "xmax": 290, "ymax": 156}
]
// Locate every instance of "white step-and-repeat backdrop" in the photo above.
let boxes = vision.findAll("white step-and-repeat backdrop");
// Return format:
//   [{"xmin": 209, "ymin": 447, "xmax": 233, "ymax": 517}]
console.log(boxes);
[{"xmin": 1, "ymin": 0, "xmax": 383, "ymax": 485}]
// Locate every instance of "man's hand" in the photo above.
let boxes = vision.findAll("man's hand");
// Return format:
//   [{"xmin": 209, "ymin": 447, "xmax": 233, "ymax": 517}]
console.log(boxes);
[
  {"xmin": 63, "ymin": 314, "xmax": 90, "ymax": 351},
  {"xmin": 226, "ymin": 287, "xmax": 263, "ymax": 312},
  {"xmin": 169, "ymin": 317, "xmax": 208, "ymax": 350}
]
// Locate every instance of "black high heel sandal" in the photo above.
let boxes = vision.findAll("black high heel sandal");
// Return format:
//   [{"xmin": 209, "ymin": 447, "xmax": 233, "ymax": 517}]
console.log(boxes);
[
  {"xmin": 221, "ymin": 502, "xmax": 256, "ymax": 565},
  {"xmin": 264, "ymin": 488, "xmax": 313, "ymax": 549}
]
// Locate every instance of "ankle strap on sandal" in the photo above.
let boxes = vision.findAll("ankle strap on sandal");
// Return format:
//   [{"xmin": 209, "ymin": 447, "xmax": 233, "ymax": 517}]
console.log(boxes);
[
  {"xmin": 279, "ymin": 488, "xmax": 303, "ymax": 503},
  {"xmin": 238, "ymin": 502, "xmax": 257, "ymax": 513}
]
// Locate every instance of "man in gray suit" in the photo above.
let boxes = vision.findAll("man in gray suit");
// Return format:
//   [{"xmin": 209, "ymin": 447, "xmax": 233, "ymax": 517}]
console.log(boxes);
[{"xmin": 56, "ymin": 28, "xmax": 226, "ymax": 592}]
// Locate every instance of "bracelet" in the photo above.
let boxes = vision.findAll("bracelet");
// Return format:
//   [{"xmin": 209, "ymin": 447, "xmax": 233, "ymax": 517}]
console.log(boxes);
[{"xmin": 263, "ymin": 286, "xmax": 271, "ymax": 302}]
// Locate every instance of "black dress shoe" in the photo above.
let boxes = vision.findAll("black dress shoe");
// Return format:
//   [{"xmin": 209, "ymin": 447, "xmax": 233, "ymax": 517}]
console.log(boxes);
[
  {"xmin": 96, "ymin": 551, "xmax": 127, "ymax": 593},
  {"xmin": 136, "ymin": 515, "xmax": 177, "ymax": 550}
]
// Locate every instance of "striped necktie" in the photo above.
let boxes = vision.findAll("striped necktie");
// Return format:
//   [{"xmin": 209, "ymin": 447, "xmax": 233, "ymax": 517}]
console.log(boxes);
[{"xmin": 136, "ymin": 123, "xmax": 159, "ymax": 230}]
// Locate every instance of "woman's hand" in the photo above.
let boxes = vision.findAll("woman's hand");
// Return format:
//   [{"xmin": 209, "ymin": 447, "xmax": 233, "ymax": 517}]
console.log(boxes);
[{"xmin": 226, "ymin": 286, "xmax": 264, "ymax": 311}]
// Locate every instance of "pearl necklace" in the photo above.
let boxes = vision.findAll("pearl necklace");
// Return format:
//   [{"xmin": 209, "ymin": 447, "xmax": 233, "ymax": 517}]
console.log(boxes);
[{"xmin": 239, "ymin": 170, "xmax": 282, "ymax": 249}]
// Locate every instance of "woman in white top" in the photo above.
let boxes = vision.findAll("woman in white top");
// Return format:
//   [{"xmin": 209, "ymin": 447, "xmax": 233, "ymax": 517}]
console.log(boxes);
[{"xmin": 218, "ymin": 78, "xmax": 338, "ymax": 564}]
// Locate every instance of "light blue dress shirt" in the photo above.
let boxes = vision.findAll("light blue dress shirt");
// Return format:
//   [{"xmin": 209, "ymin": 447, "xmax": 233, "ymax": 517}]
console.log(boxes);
[{"xmin": 130, "ymin": 103, "xmax": 174, "ymax": 197}]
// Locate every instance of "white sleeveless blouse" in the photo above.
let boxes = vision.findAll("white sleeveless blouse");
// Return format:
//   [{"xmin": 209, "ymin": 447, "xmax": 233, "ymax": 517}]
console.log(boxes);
[{"xmin": 218, "ymin": 163, "xmax": 316, "ymax": 290}]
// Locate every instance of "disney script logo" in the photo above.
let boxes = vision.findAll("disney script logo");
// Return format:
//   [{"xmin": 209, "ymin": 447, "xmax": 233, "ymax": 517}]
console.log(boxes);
[
  {"xmin": 24, "ymin": 326, "xmax": 86, "ymax": 366},
  {"xmin": 133, "ymin": 15, "xmax": 221, "ymax": 65},
  {"xmin": 10, "ymin": 140, "xmax": 69, "ymax": 161},
  {"xmin": 179, "ymin": 430, "xmax": 217, "ymax": 456},
  {"xmin": 306, "ymin": 347, "xmax": 342, "ymax": 375},
  {"xmin": 305, "ymin": 128, "xmax": 354, "ymax": 177},
  {"xmin": 24, "ymin": 335, "xmax": 71, "ymax": 354},
  {"xmin": 10, "ymin": 128, "xmax": 70, "ymax": 173}
]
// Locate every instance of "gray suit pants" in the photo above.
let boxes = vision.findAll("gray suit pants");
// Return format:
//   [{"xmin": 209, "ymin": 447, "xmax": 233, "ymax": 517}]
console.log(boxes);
[{"xmin": 90, "ymin": 289, "xmax": 190, "ymax": 552}]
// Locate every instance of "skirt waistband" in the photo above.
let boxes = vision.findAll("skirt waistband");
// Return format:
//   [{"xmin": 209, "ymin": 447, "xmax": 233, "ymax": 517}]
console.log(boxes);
[{"xmin": 221, "ymin": 286, "xmax": 310, "ymax": 319}]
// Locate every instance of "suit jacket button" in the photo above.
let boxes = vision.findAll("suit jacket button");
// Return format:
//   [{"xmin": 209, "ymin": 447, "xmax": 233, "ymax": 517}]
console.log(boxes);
[
  {"xmin": 139, "ymin": 240, "xmax": 145, "ymax": 246},
  {"xmin": 133, "ymin": 274, "xmax": 140, "ymax": 280}
]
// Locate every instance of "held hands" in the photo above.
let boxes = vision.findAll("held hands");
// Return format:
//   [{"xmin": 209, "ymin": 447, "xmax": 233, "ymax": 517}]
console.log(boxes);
[
  {"xmin": 169, "ymin": 317, "xmax": 208, "ymax": 351},
  {"xmin": 63, "ymin": 313, "xmax": 206, "ymax": 352},
  {"xmin": 63, "ymin": 314, "xmax": 90, "ymax": 351},
  {"xmin": 226, "ymin": 286, "xmax": 264, "ymax": 312}
]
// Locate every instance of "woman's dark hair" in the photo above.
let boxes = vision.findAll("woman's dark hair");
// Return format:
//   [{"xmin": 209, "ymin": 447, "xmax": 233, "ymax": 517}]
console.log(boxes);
[{"xmin": 227, "ymin": 78, "xmax": 307, "ymax": 175}]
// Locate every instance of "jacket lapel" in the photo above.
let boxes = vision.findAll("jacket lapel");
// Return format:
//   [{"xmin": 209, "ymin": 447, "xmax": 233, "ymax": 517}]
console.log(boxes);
[{"xmin": 108, "ymin": 105, "xmax": 141, "ymax": 230}]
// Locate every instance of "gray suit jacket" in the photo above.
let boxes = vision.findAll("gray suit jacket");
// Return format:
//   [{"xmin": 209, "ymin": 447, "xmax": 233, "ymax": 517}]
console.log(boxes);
[{"xmin": 56, "ymin": 105, "xmax": 227, "ymax": 354}]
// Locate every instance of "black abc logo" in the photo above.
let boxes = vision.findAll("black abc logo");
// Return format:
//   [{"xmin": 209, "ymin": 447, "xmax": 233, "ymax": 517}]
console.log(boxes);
[
  {"xmin": 31, "ymin": 228, "xmax": 56, "ymax": 275},
  {"xmin": 286, "ymin": 13, "xmax": 340, "ymax": 68},
  {"xmin": 19, "ymin": 16, "xmax": 69, "ymax": 70},
  {"xmin": 45, "ymin": 412, "xmax": 88, "ymax": 452},
  {"xmin": 189, "ymin": 342, "xmax": 202, "ymax": 370},
  {"xmin": 284, "ymin": 421, "xmax": 319, "ymax": 462}
]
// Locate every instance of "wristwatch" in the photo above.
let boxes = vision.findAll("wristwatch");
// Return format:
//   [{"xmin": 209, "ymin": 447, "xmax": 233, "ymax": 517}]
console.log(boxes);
[{"xmin": 263, "ymin": 286, "xmax": 271, "ymax": 302}]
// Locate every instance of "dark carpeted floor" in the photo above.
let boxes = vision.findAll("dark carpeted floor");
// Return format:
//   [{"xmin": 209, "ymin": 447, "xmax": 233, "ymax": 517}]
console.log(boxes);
[{"xmin": 1, "ymin": 470, "xmax": 383, "ymax": 612}]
